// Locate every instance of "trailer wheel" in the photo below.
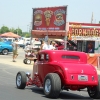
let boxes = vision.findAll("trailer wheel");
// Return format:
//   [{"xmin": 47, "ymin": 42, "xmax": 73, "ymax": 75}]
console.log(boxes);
[
  {"xmin": 23, "ymin": 59, "xmax": 27, "ymax": 64},
  {"xmin": 16, "ymin": 71, "xmax": 26, "ymax": 89},
  {"xmin": 87, "ymin": 75, "xmax": 100, "ymax": 99},
  {"xmin": 26, "ymin": 59, "xmax": 31, "ymax": 64},
  {"xmin": 43, "ymin": 73, "xmax": 61, "ymax": 98}
]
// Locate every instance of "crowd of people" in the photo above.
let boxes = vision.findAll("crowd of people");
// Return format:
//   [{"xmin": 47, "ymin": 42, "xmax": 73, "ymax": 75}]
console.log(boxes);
[
  {"xmin": 40, "ymin": 40, "xmax": 57, "ymax": 50},
  {"xmin": 12, "ymin": 38, "xmax": 76, "ymax": 62}
]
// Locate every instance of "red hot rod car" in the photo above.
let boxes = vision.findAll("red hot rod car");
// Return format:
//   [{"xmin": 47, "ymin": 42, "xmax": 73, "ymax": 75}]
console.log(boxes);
[{"xmin": 16, "ymin": 50, "xmax": 100, "ymax": 99}]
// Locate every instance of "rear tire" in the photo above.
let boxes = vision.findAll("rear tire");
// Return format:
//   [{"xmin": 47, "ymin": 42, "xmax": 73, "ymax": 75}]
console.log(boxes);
[
  {"xmin": 87, "ymin": 75, "xmax": 100, "ymax": 99},
  {"xmin": 16, "ymin": 71, "xmax": 26, "ymax": 89},
  {"xmin": 43, "ymin": 73, "xmax": 61, "ymax": 98}
]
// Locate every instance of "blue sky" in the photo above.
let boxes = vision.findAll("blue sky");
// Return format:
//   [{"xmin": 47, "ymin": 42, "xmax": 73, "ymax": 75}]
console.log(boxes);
[{"xmin": 0, "ymin": 0, "xmax": 100, "ymax": 32}]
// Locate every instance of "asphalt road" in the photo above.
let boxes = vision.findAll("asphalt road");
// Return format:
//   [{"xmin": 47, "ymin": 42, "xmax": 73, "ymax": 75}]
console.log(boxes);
[{"xmin": 0, "ymin": 49, "xmax": 93, "ymax": 100}]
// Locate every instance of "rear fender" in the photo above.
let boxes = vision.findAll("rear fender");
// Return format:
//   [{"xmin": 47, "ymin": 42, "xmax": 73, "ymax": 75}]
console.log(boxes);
[{"xmin": 54, "ymin": 71, "xmax": 65, "ymax": 87}]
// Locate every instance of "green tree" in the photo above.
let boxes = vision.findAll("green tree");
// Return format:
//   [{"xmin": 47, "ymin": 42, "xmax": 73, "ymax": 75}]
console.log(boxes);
[
  {"xmin": 21, "ymin": 32, "xmax": 28, "ymax": 37},
  {"xmin": 25, "ymin": 33, "xmax": 31, "ymax": 38},
  {"xmin": 9, "ymin": 28, "xmax": 15, "ymax": 33},
  {"xmin": 14, "ymin": 28, "xmax": 22, "ymax": 36},
  {"xmin": 99, "ymin": 21, "xmax": 100, "ymax": 24},
  {"xmin": 0, "ymin": 26, "xmax": 10, "ymax": 33}
]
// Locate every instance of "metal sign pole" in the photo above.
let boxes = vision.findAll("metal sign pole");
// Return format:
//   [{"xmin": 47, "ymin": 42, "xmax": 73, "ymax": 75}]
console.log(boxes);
[
  {"xmin": 64, "ymin": 6, "xmax": 68, "ymax": 50},
  {"xmin": 31, "ymin": 8, "xmax": 34, "ymax": 45}
]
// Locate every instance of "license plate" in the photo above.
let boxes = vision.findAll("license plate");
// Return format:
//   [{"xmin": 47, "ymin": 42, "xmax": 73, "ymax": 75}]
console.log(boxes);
[{"xmin": 78, "ymin": 75, "xmax": 88, "ymax": 81}]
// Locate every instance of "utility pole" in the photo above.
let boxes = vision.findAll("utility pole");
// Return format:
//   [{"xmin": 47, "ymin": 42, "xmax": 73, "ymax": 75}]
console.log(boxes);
[
  {"xmin": 91, "ymin": 12, "xmax": 93, "ymax": 23},
  {"xmin": 64, "ymin": 6, "xmax": 68, "ymax": 50},
  {"xmin": 29, "ymin": 22, "xmax": 32, "ymax": 45},
  {"xmin": 27, "ymin": 25, "xmax": 29, "ymax": 32},
  {"xmin": 17, "ymin": 26, "xmax": 19, "ymax": 35}
]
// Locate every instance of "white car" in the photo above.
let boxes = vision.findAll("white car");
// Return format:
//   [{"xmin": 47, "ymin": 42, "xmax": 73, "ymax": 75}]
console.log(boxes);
[{"xmin": 33, "ymin": 41, "xmax": 41, "ymax": 48}]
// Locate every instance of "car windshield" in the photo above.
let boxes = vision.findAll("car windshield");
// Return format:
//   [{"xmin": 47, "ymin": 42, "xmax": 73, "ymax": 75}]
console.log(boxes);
[{"xmin": 8, "ymin": 39, "xmax": 12, "ymax": 41}]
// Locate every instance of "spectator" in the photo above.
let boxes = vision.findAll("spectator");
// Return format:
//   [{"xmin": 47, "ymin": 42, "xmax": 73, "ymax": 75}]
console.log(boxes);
[
  {"xmin": 69, "ymin": 43, "xmax": 74, "ymax": 51},
  {"xmin": 42, "ymin": 40, "xmax": 54, "ymax": 50},
  {"xmin": 51, "ymin": 41, "xmax": 56, "ymax": 50},
  {"xmin": 40, "ymin": 40, "xmax": 45, "ymax": 50},
  {"xmin": 12, "ymin": 38, "xmax": 18, "ymax": 62},
  {"xmin": 23, "ymin": 39, "xmax": 26, "ymax": 49}
]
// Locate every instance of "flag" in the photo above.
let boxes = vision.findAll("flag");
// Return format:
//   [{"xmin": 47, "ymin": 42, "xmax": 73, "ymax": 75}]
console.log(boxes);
[{"xmin": 91, "ymin": 12, "xmax": 93, "ymax": 23}]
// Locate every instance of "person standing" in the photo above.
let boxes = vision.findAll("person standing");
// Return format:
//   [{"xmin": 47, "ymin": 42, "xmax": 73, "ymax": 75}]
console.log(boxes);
[
  {"xmin": 51, "ymin": 41, "xmax": 56, "ymax": 50},
  {"xmin": 40, "ymin": 40, "xmax": 45, "ymax": 50},
  {"xmin": 12, "ymin": 38, "xmax": 18, "ymax": 62},
  {"xmin": 23, "ymin": 39, "xmax": 26, "ymax": 49},
  {"xmin": 42, "ymin": 40, "xmax": 54, "ymax": 50}
]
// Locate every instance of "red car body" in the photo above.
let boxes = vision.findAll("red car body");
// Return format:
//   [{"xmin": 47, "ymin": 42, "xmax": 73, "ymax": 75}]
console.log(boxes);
[
  {"xmin": 34, "ymin": 50, "xmax": 98, "ymax": 87},
  {"xmin": 16, "ymin": 50, "xmax": 100, "ymax": 99}
]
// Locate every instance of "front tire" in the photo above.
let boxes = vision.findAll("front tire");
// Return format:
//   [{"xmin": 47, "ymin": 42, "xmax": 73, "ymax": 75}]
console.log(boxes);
[
  {"xmin": 43, "ymin": 73, "xmax": 61, "ymax": 98},
  {"xmin": 87, "ymin": 75, "xmax": 100, "ymax": 99},
  {"xmin": 16, "ymin": 71, "xmax": 26, "ymax": 89},
  {"xmin": 2, "ymin": 49, "xmax": 8, "ymax": 55}
]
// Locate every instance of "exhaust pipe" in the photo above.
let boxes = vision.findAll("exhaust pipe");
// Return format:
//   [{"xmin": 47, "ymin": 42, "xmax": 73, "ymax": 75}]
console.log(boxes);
[{"xmin": 26, "ymin": 72, "xmax": 31, "ymax": 77}]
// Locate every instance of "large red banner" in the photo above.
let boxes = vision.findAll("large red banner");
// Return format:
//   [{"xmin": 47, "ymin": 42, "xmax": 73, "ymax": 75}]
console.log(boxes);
[{"xmin": 32, "ymin": 6, "xmax": 67, "ymax": 31}]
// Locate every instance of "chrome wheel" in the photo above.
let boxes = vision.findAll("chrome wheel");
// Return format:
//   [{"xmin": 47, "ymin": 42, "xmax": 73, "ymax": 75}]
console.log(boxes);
[
  {"xmin": 2, "ymin": 49, "xmax": 8, "ymax": 55},
  {"xmin": 27, "ymin": 59, "xmax": 31, "ymax": 64},
  {"xmin": 16, "ymin": 74, "xmax": 22, "ymax": 87},
  {"xmin": 45, "ymin": 79, "xmax": 51, "ymax": 93}
]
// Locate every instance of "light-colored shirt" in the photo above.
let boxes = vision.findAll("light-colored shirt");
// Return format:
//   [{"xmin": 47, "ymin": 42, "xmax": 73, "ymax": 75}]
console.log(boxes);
[
  {"xmin": 12, "ymin": 42, "xmax": 18, "ymax": 50},
  {"xmin": 42, "ymin": 44, "xmax": 54, "ymax": 50}
]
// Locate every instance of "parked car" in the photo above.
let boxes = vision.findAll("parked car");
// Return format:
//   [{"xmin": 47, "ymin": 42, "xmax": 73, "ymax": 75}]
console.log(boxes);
[
  {"xmin": 33, "ymin": 41, "xmax": 41, "ymax": 48},
  {"xmin": 3, "ymin": 38, "xmax": 15, "ymax": 43},
  {"xmin": 0, "ymin": 42, "xmax": 13, "ymax": 55},
  {"xmin": 16, "ymin": 50, "xmax": 100, "ymax": 99},
  {"xmin": 17, "ymin": 40, "xmax": 25, "ymax": 49}
]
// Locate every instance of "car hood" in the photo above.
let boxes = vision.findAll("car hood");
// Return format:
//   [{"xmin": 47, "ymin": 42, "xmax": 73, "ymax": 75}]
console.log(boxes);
[
  {"xmin": 0, "ymin": 42, "xmax": 7, "ymax": 45},
  {"xmin": 59, "ymin": 62, "xmax": 97, "ymax": 75}
]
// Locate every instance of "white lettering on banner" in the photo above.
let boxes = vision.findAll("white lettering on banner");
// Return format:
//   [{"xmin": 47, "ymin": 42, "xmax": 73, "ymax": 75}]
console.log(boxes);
[
  {"xmin": 71, "ymin": 24, "xmax": 82, "ymax": 28},
  {"xmin": 55, "ymin": 27, "xmax": 60, "ymax": 30},
  {"xmin": 35, "ymin": 27, "xmax": 60, "ymax": 30}
]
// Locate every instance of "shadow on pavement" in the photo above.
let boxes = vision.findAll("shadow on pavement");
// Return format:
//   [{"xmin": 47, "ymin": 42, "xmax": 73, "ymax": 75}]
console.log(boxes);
[{"xmin": 26, "ymin": 87, "xmax": 93, "ymax": 99}]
